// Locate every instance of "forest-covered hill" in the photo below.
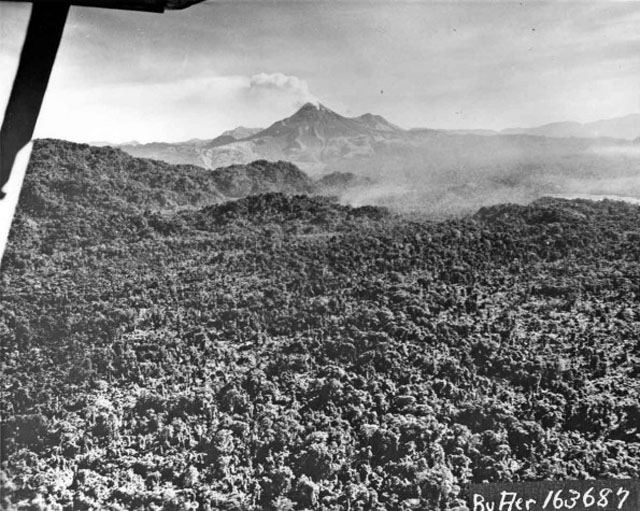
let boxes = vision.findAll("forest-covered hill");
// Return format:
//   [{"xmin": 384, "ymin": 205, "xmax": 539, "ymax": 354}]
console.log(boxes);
[
  {"xmin": 1, "ymin": 141, "xmax": 639, "ymax": 510},
  {"xmin": 19, "ymin": 139, "xmax": 314, "ymax": 216}
]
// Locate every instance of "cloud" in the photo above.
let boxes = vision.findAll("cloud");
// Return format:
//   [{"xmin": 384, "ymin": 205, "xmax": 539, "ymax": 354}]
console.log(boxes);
[
  {"xmin": 36, "ymin": 72, "xmax": 318, "ymax": 143},
  {"xmin": 247, "ymin": 72, "xmax": 318, "ymax": 106},
  {"xmin": 7, "ymin": 1, "xmax": 638, "ymax": 142}
]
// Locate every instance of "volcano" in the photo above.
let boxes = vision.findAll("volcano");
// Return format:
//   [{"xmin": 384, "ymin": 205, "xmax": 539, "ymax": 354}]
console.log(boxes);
[
  {"xmin": 255, "ymin": 102, "xmax": 401, "ymax": 140},
  {"xmin": 193, "ymin": 102, "xmax": 404, "ymax": 173},
  {"xmin": 119, "ymin": 102, "xmax": 405, "ymax": 174}
]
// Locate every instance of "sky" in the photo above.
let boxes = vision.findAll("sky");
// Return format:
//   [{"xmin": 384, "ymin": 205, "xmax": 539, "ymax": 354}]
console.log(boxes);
[{"xmin": 1, "ymin": 0, "xmax": 640, "ymax": 144}]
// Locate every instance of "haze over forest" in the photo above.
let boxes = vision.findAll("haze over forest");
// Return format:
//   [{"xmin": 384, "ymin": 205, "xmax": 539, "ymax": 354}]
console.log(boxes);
[{"xmin": 112, "ymin": 102, "xmax": 640, "ymax": 215}]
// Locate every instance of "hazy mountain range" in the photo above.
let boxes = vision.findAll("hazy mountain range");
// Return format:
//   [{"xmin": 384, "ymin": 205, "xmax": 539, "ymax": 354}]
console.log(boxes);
[
  {"xmin": 500, "ymin": 113, "xmax": 640, "ymax": 140},
  {"xmin": 82, "ymin": 103, "xmax": 640, "ymax": 213},
  {"xmin": 113, "ymin": 104, "xmax": 640, "ymax": 176},
  {"xmin": 117, "ymin": 103, "xmax": 404, "ymax": 173},
  {"xmin": 439, "ymin": 114, "xmax": 640, "ymax": 140}
]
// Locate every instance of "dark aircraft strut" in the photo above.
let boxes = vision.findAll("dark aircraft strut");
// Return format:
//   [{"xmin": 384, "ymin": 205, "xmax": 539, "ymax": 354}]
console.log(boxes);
[{"xmin": 0, "ymin": 0, "xmax": 205, "ymax": 199}]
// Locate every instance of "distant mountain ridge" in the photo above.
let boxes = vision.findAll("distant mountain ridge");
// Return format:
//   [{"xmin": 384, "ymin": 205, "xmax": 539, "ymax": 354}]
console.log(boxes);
[
  {"xmin": 120, "ymin": 102, "xmax": 406, "ymax": 174},
  {"xmin": 501, "ymin": 113, "xmax": 640, "ymax": 140},
  {"xmin": 420, "ymin": 114, "xmax": 640, "ymax": 140},
  {"xmin": 117, "ymin": 105, "xmax": 640, "ymax": 178}
]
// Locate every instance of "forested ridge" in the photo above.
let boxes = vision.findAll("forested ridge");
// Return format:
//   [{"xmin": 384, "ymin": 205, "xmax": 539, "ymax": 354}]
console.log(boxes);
[
  {"xmin": 19, "ymin": 140, "xmax": 313, "ymax": 216},
  {"xmin": 1, "ymin": 140, "xmax": 639, "ymax": 510}
]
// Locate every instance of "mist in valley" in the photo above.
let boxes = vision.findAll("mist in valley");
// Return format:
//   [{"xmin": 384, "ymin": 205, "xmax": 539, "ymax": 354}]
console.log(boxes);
[{"xmin": 324, "ymin": 134, "xmax": 640, "ymax": 216}]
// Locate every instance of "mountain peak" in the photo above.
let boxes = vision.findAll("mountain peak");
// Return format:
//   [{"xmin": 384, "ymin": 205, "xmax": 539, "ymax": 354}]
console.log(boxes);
[
  {"xmin": 299, "ymin": 100, "xmax": 323, "ymax": 109},
  {"xmin": 238, "ymin": 101, "xmax": 404, "ymax": 163},
  {"xmin": 294, "ymin": 101, "xmax": 333, "ymax": 116},
  {"xmin": 356, "ymin": 112, "xmax": 402, "ymax": 132},
  {"xmin": 220, "ymin": 126, "xmax": 262, "ymax": 140}
]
